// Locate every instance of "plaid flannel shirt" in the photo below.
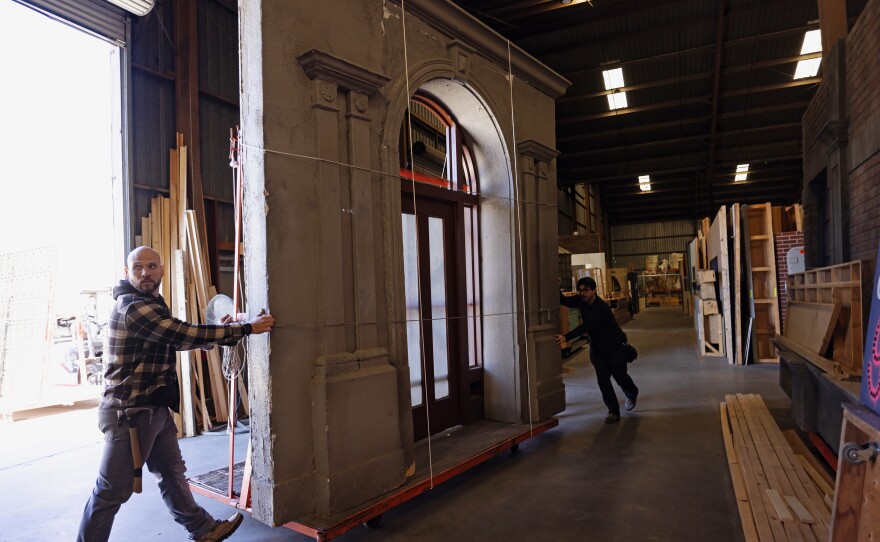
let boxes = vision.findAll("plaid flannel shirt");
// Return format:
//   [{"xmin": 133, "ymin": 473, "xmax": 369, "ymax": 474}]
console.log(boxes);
[{"xmin": 102, "ymin": 280, "xmax": 250, "ymax": 411}]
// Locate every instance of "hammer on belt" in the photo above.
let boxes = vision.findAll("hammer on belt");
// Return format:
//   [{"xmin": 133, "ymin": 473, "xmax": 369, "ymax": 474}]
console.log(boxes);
[{"xmin": 117, "ymin": 407, "xmax": 153, "ymax": 493}]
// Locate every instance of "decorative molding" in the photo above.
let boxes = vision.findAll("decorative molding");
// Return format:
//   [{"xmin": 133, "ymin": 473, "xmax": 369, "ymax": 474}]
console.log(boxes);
[
  {"xmin": 310, "ymin": 80, "xmax": 339, "ymax": 112},
  {"xmin": 818, "ymin": 120, "xmax": 849, "ymax": 151},
  {"xmin": 346, "ymin": 92, "xmax": 371, "ymax": 121},
  {"xmin": 447, "ymin": 40, "xmax": 475, "ymax": 84},
  {"xmin": 518, "ymin": 139, "xmax": 560, "ymax": 162},
  {"xmin": 297, "ymin": 49, "xmax": 390, "ymax": 94},
  {"xmin": 538, "ymin": 161, "xmax": 548, "ymax": 179},
  {"xmin": 398, "ymin": 0, "xmax": 571, "ymax": 99}
]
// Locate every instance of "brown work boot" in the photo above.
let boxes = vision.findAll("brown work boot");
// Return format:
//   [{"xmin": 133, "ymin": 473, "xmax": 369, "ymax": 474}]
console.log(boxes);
[{"xmin": 193, "ymin": 513, "xmax": 243, "ymax": 541}]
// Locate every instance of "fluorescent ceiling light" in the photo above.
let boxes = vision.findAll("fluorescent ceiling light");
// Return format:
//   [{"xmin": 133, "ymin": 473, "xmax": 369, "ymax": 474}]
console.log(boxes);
[
  {"xmin": 602, "ymin": 68, "xmax": 625, "ymax": 90},
  {"xmin": 735, "ymin": 163, "xmax": 749, "ymax": 182},
  {"xmin": 794, "ymin": 58, "xmax": 821, "ymax": 79},
  {"xmin": 736, "ymin": 164, "xmax": 750, "ymax": 172},
  {"xmin": 607, "ymin": 91, "xmax": 628, "ymax": 110},
  {"xmin": 638, "ymin": 175, "xmax": 651, "ymax": 191},
  {"xmin": 800, "ymin": 29, "xmax": 822, "ymax": 54},
  {"xmin": 639, "ymin": 183, "xmax": 652, "ymax": 192}
]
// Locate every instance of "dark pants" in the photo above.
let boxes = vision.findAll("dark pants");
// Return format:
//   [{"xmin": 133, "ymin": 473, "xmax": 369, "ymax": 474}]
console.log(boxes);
[{"xmin": 590, "ymin": 347, "xmax": 638, "ymax": 415}]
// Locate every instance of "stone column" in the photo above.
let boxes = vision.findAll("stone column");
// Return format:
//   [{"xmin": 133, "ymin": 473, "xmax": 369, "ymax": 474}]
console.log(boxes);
[{"xmin": 517, "ymin": 140, "xmax": 565, "ymax": 421}]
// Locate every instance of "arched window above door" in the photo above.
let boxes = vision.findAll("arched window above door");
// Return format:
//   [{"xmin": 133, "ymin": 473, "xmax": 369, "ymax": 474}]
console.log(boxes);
[{"xmin": 399, "ymin": 95, "xmax": 478, "ymax": 195}]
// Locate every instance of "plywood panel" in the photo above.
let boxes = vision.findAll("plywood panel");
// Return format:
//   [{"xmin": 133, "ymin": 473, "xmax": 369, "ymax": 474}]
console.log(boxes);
[
  {"xmin": 708, "ymin": 206, "xmax": 734, "ymax": 364},
  {"xmin": 784, "ymin": 302, "xmax": 840, "ymax": 356}
]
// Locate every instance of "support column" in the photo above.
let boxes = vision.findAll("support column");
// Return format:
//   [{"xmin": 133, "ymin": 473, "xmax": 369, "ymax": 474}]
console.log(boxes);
[
  {"xmin": 518, "ymin": 139, "xmax": 564, "ymax": 422},
  {"xmin": 347, "ymin": 91, "xmax": 379, "ymax": 349}
]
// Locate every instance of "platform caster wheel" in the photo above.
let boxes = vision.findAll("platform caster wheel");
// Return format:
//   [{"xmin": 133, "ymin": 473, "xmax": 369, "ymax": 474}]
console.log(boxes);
[
  {"xmin": 363, "ymin": 514, "xmax": 383, "ymax": 529},
  {"xmin": 510, "ymin": 443, "xmax": 519, "ymax": 454}
]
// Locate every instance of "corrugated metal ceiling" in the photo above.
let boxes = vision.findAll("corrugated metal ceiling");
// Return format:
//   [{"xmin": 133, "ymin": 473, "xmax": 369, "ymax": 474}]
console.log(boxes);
[{"xmin": 452, "ymin": 0, "xmax": 869, "ymax": 224}]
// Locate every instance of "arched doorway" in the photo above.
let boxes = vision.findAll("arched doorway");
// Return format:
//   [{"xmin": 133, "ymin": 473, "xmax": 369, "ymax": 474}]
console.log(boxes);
[{"xmin": 400, "ymin": 95, "xmax": 483, "ymax": 441}]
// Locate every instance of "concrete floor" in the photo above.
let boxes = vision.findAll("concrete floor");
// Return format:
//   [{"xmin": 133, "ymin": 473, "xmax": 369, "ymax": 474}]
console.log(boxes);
[{"xmin": 0, "ymin": 307, "xmax": 792, "ymax": 541}]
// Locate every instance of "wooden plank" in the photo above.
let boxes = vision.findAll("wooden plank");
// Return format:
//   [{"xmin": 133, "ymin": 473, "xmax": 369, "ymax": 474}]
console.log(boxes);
[
  {"xmin": 773, "ymin": 335, "xmax": 839, "ymax": 375},
  {"xmin": 150, "ymin": 197, "xmax": 161, "ymax": 255},
  {"xmin": 141, "ymin": 216, "xmax": 151, "ymax": 248},
  {"xmin": 178, "ymin": 142, "xmax": 188, "ymax": 248},
  {"xmin": 188, "ymin": 279, "xmax": 211, "ymax": 433},
  {"xmin": 783, "ymin": 429, "xmax": 835, "ymax": 493},
  {"xmin": 173, "ymin": 0, "xmax": 211, "ymax": 291},
  {"xmin": 175, "ymin": 250, "xmax": 195, "ymax": 437},
  {"xmin": 721, "ymin": 402, "xmax": 761, "ymax": 542},
  {"xmin": 797, "ymin": 456, "xmax": 835, "ymax": 499},
  {"xmin": 736, "ymin": 395, "xmax": 807, "ymax": 541},
  {"xmin": 731, "ymin": 203, "xmax": 744, "ymax": 365},
  {"xmin": 161, "ymin": 197, "xmax": 172, "ymax": 303},
  {"xmin": 766, "ymin": 489, "xmax": 795, "ymax": 522},
  {"xmin": 745, "ymin": 394, "xmax": 831, "ymax": 539},
  {"xmin": 726, "ymin": 395, "xmax": 779, "ymax": 541},
  {"xmin": 784, "ymin": 302, "xmax": 841, "ymax": 355},
  {"xmin": 785, "ymin": 495, "xmax": 816, "ymax": 524},
  {"xmin": 708, "ymin": 206, "xmax": 734, "ymax": 364}
]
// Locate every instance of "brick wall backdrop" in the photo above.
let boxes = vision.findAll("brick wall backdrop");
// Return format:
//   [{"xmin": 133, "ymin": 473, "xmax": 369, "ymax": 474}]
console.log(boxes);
[
  {"xmin": 775, "ymin": 232, "xmax": 805, "ymax": 335},
  {"xmin": 801, "ymin": 0, "xmax": 880, "ymax": 268},
  {"xmin": 846, "ymin": 0, "xmax": 880, "ymax": 264}
]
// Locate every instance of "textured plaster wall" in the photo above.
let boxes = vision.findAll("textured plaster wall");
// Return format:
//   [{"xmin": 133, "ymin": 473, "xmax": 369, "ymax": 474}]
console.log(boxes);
[{"xmin": 239, "ymin": 0, "xmax": 567, "ymax": 526}]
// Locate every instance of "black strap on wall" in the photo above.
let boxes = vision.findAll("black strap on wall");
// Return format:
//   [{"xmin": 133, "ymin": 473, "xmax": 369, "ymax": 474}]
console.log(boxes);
[{"xmin": 14, "ymin": 0, "xmax": 127, "ymax": 46}]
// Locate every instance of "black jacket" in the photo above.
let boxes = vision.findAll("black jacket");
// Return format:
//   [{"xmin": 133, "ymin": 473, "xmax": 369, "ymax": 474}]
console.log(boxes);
[{"xmin": 560, "ymin": 291, "xmax": 627, "ymax": 358}]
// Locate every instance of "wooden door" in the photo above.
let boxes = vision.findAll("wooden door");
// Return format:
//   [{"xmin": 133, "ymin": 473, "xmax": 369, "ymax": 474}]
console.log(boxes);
[{"xmin": 401, "ymin": 195, "xmax": 462, "ymax": 441}]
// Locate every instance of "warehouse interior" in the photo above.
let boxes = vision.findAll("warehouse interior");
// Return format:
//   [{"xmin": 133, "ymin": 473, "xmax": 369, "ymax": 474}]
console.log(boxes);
[{"xmin": 1, "ymin": 0, "xmax": 879, "ymax": 541}]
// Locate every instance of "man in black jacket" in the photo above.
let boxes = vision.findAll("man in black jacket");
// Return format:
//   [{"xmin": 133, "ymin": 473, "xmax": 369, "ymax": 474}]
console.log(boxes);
[{"xmin": 556, "ymin": 276, "xmax": 638, "ymax": 423}]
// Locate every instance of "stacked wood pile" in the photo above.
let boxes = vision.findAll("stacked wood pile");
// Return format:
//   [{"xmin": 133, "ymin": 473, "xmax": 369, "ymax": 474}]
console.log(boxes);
[
  {"xmin": 721, "ymin": 394, "xmax": 833, "ymax": 541},
  {"xmin": 134, "ymin": 133, "xmax": 241, "ymax": 437},
  {"xmin": 690, "ymin": 202, "xmax": 802, "ymax": 365}
]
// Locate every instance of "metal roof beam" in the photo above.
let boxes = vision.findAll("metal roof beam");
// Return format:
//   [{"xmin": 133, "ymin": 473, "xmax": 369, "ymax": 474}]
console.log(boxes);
[{"xmin": 562, "ymin": 142, "xmax": 801, "ymax": 176}]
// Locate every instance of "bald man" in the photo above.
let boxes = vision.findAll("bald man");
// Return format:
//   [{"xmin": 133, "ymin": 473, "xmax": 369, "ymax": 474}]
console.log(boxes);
[{"xmin": 78, "ymin": 247, "xmax": 274, "ymax": 542}]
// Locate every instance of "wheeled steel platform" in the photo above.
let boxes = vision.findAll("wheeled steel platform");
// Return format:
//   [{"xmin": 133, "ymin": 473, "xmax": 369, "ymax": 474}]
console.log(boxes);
[{"xmin": 189, "ymin": 417, "xmax": 558, "ymax": 541}]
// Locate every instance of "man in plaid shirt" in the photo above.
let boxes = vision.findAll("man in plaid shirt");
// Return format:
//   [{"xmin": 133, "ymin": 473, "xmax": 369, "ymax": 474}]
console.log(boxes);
[{"xmin": 78, "ymin": 247, "xmax": 274, "ymax": 542}]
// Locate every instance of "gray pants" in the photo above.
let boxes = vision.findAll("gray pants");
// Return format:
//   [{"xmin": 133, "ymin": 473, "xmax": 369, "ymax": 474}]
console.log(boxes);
[{"xmin": 77, "ymin": 406, "xmax": 215, "ymax": 541}]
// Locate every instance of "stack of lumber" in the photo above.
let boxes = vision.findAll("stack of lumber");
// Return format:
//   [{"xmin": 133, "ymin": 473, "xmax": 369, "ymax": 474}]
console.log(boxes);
[
  {"xmin": 721, "ymin": 394, "xmax": 832, "ymax": 541},
  {"xmin": 134, "ymin": 133, "xmax": 236, "ymax": 437}
]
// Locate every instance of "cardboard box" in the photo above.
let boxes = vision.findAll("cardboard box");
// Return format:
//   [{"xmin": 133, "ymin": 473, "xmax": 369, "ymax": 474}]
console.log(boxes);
[
  {"xmin": 695, "ymin": 270, "xmax": 716, "ymax": 284},
  {"xmin": 698, "ymin": 282, "xmax": 717, "ymax": 300},
  {"xmin": 701, "ymin": 298, "xmax": 719, "ymax": 315}
]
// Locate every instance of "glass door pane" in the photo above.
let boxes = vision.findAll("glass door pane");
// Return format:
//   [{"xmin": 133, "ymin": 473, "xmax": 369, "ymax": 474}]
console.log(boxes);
[
  {"xmin": 401, "ymin": 213, "xmax": 423, "ymax": 407},
  {"xmin": 428, "ymin": 216, "xmax": 450, "ymax": 400}
]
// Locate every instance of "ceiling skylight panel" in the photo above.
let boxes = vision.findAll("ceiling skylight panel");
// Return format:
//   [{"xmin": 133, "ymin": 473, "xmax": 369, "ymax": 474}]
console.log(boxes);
[
  {"xmin": 602, "ymin": 67, "xmax": 625, "ymax": 90},
  {"xmin": 638, "ymin": 174, "xmax": 651, "ymax": 192},
  {"xmin": 607, "ymin": 91, "xmax": 628, "ymax": 110},
  {"xmin": 735, "ymin": 164, "xmax": 749, "ymax": 182},
  {"xmin": 794, "ymin": 58, "xmax": 821, "ymax": 79},
  {"xmin": 800, "ymin": 29, "xmax": 821, "ymax": 54},
  {"xmin": 794, "ymin": 29, "xmax": 822, "ymax": 79},
  {"xmin": 602, "ymin": 67, "xmax": 628, "ymax": 111}
]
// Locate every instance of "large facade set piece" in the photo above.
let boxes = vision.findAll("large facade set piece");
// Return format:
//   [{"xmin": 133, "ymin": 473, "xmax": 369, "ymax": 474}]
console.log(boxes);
[{"xmin": 238, "ymin": 0, "xmax": 569, "ymax": 526}]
